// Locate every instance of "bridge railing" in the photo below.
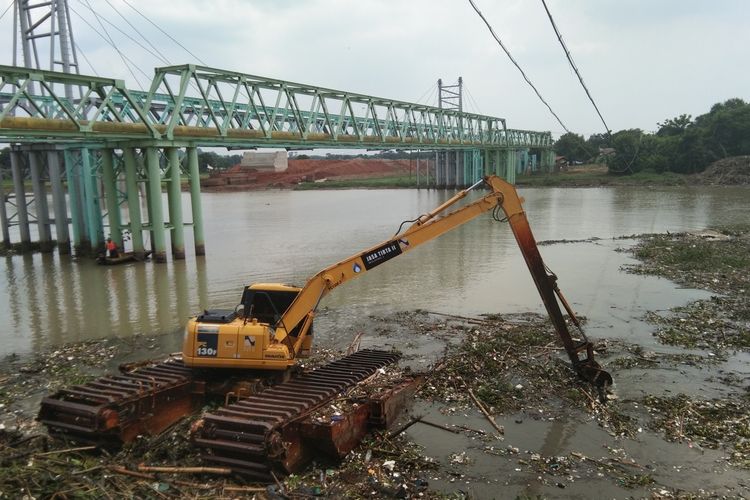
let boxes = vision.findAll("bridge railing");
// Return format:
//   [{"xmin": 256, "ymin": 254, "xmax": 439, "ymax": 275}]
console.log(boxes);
[{"xmin": 0, "ymin": 64, "xmax": 552, "ymax": 149}]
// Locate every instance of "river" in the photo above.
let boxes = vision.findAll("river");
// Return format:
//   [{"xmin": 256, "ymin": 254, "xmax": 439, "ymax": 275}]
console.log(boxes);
[{"xmin": 1, "ymin": 185, "xmax": 749, "ymax": 357}]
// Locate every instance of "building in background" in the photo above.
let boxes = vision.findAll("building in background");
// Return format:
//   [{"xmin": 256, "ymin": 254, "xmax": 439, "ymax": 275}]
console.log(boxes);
[{"xmin": 240, "ymin": 151, "xmax": 288, "ymax": 172}]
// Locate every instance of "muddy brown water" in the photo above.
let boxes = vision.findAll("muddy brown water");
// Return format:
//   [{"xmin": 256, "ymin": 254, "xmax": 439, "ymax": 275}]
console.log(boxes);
[{"xmin": 2, "ymin": 185, "xmax": 750, "ymax": 497}]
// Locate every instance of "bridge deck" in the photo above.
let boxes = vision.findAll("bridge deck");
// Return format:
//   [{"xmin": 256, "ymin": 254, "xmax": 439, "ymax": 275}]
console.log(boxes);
[{"xmin": 0, "ymin": 64, "xmax": 551, "ymax": 150}]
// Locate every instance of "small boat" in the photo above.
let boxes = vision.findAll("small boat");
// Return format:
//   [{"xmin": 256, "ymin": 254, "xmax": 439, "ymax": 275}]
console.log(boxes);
[{"xmin": 97, "ymin": 251, "xmax": 151, "ymax": 265}]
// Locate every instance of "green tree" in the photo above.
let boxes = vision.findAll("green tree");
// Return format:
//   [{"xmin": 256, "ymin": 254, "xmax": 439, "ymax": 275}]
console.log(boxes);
[
  {"xmin": 608, "ymin": 129, "xmax": 644, "ymax": 174},
  {"xmin": 586, "ymin": 133, "xmax": 610, "ymax": 153},
  {"xmin": 674, "ymin": 127, "xmax": 710, "ymax": 173},
  {"xmin": 656, "ymin": 114, "xmax": 692, "ymax": 137},
  {"xmin": 197, "ymin": 150, "xmax": 242, "ymax": 172},
  {"xmin": 553, "ymin": 132, "xmax": 587, "ymax": 161},
  {"xmin": 699, "ymin": 98, "xmax": 750, "ymax": 159}
]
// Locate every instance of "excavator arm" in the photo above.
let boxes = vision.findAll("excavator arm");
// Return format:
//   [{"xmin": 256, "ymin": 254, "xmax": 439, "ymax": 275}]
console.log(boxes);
[{"xmin": 273, "ymin": 175, "xmax": 612, "ymax": 391}]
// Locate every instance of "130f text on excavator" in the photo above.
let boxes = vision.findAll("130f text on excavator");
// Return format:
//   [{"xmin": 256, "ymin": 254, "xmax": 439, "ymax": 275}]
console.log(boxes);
[{"xmin": 182, "ymin": 175, "xmax": 612, "ymax": 392}]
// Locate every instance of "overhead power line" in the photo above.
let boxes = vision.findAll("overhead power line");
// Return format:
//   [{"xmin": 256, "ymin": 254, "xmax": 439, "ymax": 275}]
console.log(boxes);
[
  {"xmin": 413, "ymin": 81, "xmax": 437, "ymax": 105},
  {"xmin": 104, "ymin": 0, "xmax": 171, "ymax": 65},
  {"xmin": 74, "ymin": 42, "xmax": 100, "ymax": 76},
  {"xmin": 467, "ymin": 0, "xmax": 570, "ymax": 134},
  {"xmin": 70, "ymin": 2, "xmax": 150, "ymax": 88},
  {"xmin": 463, "ymin": 84, "xmax": 482, "ymax": 115},
  {"xmin": 540, "ymin": 0, "xmax": 611, "ymax": 136},
  {"xmin": 91, "ymin": 1, "xmax": 171, "ymax": 65},
  {"xmin": 122, "ymin": 0, "xmax": 207, "ymax": 66},
  {"xmin": 0, "ymin": 0, "xmax": 12, "ymax": 22}
]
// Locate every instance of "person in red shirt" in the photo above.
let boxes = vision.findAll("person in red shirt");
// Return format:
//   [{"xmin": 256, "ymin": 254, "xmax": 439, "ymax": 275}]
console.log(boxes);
[{"xmin": 106, "ymin": 237, "xmax": 119, "ymax": 258}]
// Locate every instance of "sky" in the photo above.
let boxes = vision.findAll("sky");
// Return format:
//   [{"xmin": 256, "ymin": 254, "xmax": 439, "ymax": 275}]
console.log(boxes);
[{"xmin": 2, "ymin": 0, "xmax": 749, "ymax": 139}]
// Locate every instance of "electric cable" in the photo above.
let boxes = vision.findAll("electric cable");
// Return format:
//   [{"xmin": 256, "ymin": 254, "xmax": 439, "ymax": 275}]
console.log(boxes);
[
  {"xmin": 467, "ymin": 0, "xmax": 571, "ymax": 134},
  {"xmin": 71, "ymin": 5, "xmax": 149, "ymax": 84},
  {"xmin": 74, "ymin": 0, "xmax": 147, "ymax": 89},
  {"xmin": 91, "ymin": 2, "xmax": 170, "ymax": 65},
  {"xmin": 463, "ymin": 84, "xmax": 483, "ymax": 115},
  {"xmin": 104, "ymin": 0, "xmax": 171, "ymax": 65},
  {"xmin": 122, "ymin": 0, "xmax": 207, "ymax": 66},
  {"xmin": 413, "ymin": 82, "xmax": 436, "ymax": 105},
  {"xmin": 74, "ymin": 42, "xmax": 100, "ymax": 76},
  {"xmin": 423, "ymin": 85, "xmax": 438, "ymax": 108},
  {"xmin": 424, "ymin": 85, "xmax": 438, "ymax": 108},
  {"xmin": 540, "ymin": 0, "xmax": 611, "ymax": 136},
  {"xmin": 0, "ymin": 0, "xmax": 12, "ymax": 22}
]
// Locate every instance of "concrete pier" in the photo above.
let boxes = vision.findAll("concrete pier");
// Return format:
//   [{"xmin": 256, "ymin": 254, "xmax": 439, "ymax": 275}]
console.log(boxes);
[
  {"xmin": 10, "ymin": 151, "xmax": 31, "ymax": 249},
  {"xmin": 48, "ymin": 150, "xmax": 70, "ymax": 254},
  {"xmin": 28, "ymin": 151, "xmax": 53, "ymax": 252},
  {"xmin": 145, "ymin": 147, "xmax": 167, "ymax": 263},
  {"xmin": 167, "ymin": 148, "xmax": 185, "ymax": 260},
  {"xmin": 188, "ymin": 147, "xmax": 205, "ymax": 256},
  {"xmin": 101, "ymin": 148, "xmax": 122, "ymax": 247},
  {"xmin": 123, "ymin": 148, "xmax": 146, "ymax": 259}
]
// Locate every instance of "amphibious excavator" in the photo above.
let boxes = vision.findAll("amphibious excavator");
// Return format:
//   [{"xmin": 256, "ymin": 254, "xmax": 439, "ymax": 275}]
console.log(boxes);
[
  {"xmin": 182, "ymin": 175, "xmax": 611, "ymax": 386},
  {"xmin": 39, "ymin": 175, "xmax": 611, "ymax": 480}
]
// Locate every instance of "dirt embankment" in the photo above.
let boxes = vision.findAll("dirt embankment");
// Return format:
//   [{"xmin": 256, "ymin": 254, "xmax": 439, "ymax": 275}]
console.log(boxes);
[
  {"xmin": 203, "ymin": 158, "xmax": 415, "ymax": 191},
  {"xmin": 699, "ymin": 156, "xmax": 750, "ymax": 185}
]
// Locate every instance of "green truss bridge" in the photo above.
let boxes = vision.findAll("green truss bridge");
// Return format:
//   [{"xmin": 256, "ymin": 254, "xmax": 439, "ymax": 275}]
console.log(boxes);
[{"xmin": 0, "ymin": 64, "xmax": 554, "ymax": 261}]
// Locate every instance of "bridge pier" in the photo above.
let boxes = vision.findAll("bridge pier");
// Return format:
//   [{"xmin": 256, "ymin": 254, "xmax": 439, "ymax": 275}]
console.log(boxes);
[
  {"xmin": 48, "ymin": 150, "xmax": 71, "ymax": 255},
  {"xmin": 10, "ymin": 150, "xmax": 32, "ymax": 249},
  {"xmin": 80, "ymin": 148, "xmax": 105, "ymax": 253},
  {"xmin": 145, "ymin": 147, "xmax": 167, "ymax": 263},
  {"xmin": 29, "ymin": 152, "xmax": 53, "ymax": 252},
  {"xmin": 101, "ymin": 148, "xmax": 123, "ymax": 248},
  {"xmin": 64, "ymin": 149, "xmax": 86, "ymax": 253},
  {"xmin": 0, "ymin": 169, "xmax": 10, "ymax": 246},
  {"xmin": 123, "ymin": 148, "xmax": 146, "ymax": 259},
  {"xmin": 415, "ymin": 153, "xmax": 420, "ymax": 188},
  {"xmin": 541, "ymin": 149, "xmax": 555, "ymax": 171},
  {"xmin": 505, "ymin": 150, "xmax": 517, "ymax": 184},
  {"xmin": 188, "ymin": 147, "xmax": 206, "ymax": 256},
  {"xmin": 167, "ymin": 148, "xmax": 185, "ymax": 260}
]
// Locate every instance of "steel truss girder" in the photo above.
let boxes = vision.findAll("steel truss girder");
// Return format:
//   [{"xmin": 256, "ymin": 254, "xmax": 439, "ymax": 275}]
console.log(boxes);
[{"xmin": 0, "ymin": 64, "xmax": 553, "ymax": 149}]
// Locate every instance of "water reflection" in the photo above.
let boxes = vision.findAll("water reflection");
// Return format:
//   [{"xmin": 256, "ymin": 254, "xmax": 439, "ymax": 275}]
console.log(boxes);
[
  {"xmin": 0, "ymin": 185, "xmax": 748, "ymax": 355},
  {"xmin": 0, "ymin": 251, "xmax": 208, "ymax": 354}
]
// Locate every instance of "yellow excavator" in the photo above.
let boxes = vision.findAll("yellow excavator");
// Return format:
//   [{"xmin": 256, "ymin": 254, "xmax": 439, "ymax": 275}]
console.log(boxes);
[{"xmin": 182, "ymin": 175, "xmax": 612, "ymax": 391}]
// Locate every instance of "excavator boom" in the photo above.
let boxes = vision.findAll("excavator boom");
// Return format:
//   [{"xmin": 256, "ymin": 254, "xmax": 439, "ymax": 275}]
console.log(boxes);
[
  {"xmin": 181, "ymin": 175, "xmax": 611, "ymax": 391},
  {"xmin": 269, "ymin": 175, "xmax": 611, "ymax": 390}
]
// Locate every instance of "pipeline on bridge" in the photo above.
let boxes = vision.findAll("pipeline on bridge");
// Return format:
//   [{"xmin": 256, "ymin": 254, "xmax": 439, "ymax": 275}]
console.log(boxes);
[{"xmin": 0, "ymin": 63, "xmax": 555, "ymax": 259}]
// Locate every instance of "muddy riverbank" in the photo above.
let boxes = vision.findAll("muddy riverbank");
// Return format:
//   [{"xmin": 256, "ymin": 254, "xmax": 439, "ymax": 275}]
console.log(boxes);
[{"xmin": 1, "ymin": 226, "xmax": 749, "ymax": 498}]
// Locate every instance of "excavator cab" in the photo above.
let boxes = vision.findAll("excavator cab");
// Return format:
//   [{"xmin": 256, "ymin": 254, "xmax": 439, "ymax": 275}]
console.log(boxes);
[
  {"xmin": 240, "ymin": 283, "xmax": 314, "ymax": 355},
  {"xmin": 183, "ymin": 283, "xmax": 313, "ymax": 369},
  {"xmin": 240, "ymin": 284, "xmax": 298, "ymax": 324}
]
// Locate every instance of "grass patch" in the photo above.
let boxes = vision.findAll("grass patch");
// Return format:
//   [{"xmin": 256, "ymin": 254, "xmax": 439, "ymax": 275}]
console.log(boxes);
[
  {"xmin": 295, "ymin": 174, "xmax": 420, "ymax": 189},
  {"xmin": 627, "ymin": 228, "xmax": 750, "ymax": 351},
  {"xmin": 516, "ymin": 170, "xmax": 688, "ymax": 187},
  {"xmin": 626, "ymin": 228, "xmax": 750, "ymax": 295},
  {"xmin": 644, "ymin": 394, "xmax": 750, "ymax": 468}
]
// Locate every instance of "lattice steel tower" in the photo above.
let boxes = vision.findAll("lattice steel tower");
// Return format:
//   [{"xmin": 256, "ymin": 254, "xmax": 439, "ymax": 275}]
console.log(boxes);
[
  {"xmin": 13, "ymin": 0, "xmax": 80, "ymax": 98},
  {"xmin": 437, "ymin": 77, "xmax": 463, "ymax": 112}
]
